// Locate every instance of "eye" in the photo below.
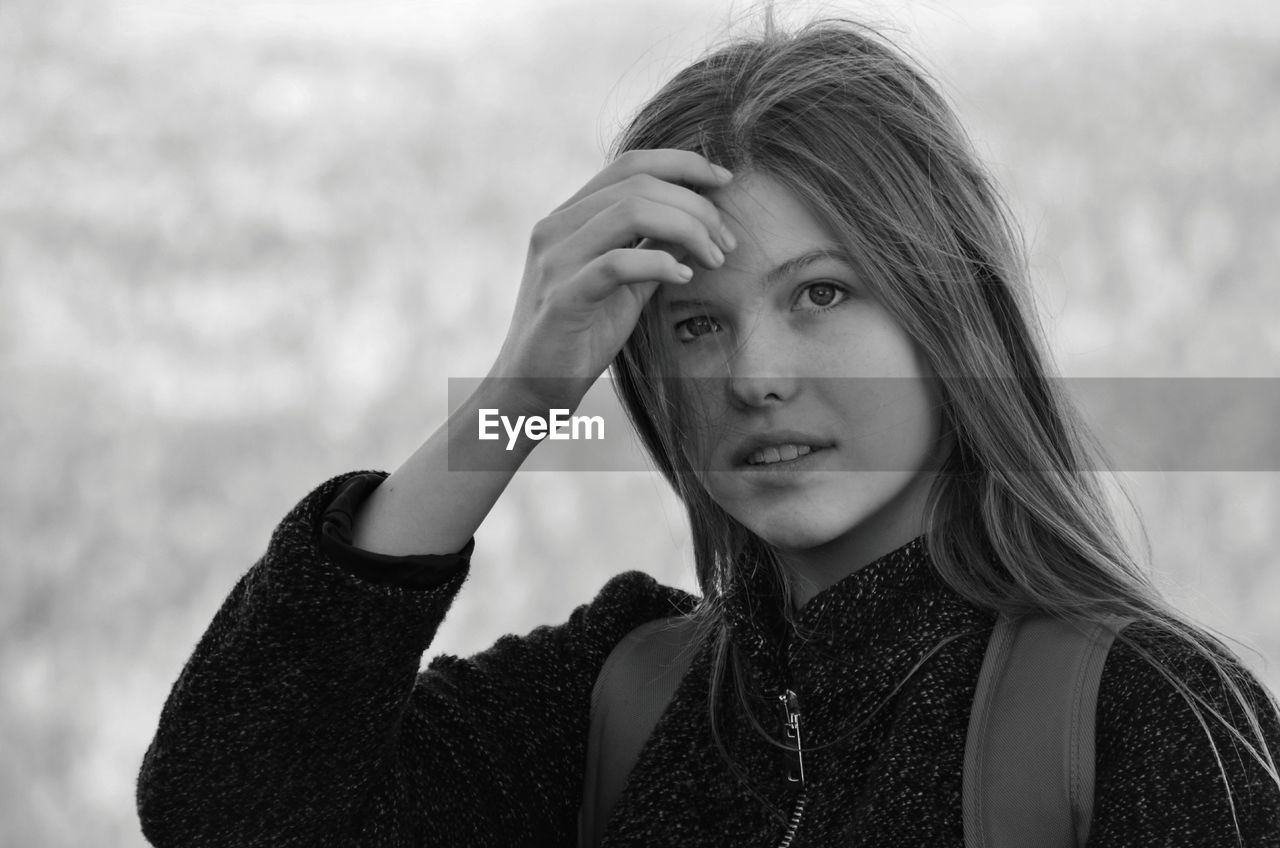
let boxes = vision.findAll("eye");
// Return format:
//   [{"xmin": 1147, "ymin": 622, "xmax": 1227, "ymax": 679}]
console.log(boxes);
[
  {"xmin": 673, "ymin": 315, "xmax": 722, "ymax": 343},
  {"xmin": 796, "ymin": 281, "xmax": 847, "ymax": 310}
]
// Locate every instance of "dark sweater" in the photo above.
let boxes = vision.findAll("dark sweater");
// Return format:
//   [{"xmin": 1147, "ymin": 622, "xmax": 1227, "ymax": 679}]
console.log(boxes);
[{"xmin": 137, "ymin": 471, "xmax": 1280, "ymax": 846}]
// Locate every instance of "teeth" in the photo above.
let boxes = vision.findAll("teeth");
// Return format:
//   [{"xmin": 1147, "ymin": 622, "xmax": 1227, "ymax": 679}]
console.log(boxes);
[{"xmin": 747, "ymin": 443, "xmax": 815, "ymax": 465}]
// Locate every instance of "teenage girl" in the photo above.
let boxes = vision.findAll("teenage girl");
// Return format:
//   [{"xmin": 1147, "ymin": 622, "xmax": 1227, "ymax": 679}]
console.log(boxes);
[{"xmin": 137, "ymin": 17, "xmax": 1280, "ymax": 847}]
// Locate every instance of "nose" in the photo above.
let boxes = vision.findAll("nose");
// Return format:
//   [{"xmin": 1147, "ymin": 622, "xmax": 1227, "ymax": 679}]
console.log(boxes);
[{"xmin": 725, "ymin": 319, "xmax": 799, "ymax": 409}]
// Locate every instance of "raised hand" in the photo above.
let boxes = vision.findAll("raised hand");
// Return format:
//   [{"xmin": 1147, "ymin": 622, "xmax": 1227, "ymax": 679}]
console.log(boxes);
[{"xmin": 489, "ymin": 149, "xmax": 736, "ymax": 412}]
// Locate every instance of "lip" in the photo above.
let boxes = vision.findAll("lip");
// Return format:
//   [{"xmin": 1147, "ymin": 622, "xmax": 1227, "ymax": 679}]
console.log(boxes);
[{"xmin": 729, "ymin": 430, "xmax": 835, "ymax": 468}]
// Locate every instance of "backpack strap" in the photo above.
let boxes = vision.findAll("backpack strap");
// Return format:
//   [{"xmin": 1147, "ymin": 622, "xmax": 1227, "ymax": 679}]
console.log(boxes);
[
  {"xmin": 579, "ymin": 615, "xmax": 700, "ymax": 848},
  {"xmin": 579, "ymin": 609, "xmax": 1133, "ymax": 848},
  {"xmin": 963, "ymin": 612, "xmax": 1133, "ymax": 848}
]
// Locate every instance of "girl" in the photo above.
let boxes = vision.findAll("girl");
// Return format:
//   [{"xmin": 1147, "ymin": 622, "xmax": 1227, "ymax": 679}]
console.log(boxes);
[{"xmin": 137, "ymin": 17, "xmax": 1280, "ymax": 847}]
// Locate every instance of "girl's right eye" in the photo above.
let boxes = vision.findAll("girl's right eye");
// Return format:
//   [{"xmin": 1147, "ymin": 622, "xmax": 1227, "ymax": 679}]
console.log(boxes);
[{"xmin": 673, "ymin": 315, "xmax": 722, "ymax": 343}]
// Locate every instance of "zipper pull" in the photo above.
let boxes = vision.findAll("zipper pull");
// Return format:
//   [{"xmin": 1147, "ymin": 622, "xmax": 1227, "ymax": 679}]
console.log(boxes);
[{"xmin": 777, "ymin": 688, "xmax": 806, "ymax": 787}]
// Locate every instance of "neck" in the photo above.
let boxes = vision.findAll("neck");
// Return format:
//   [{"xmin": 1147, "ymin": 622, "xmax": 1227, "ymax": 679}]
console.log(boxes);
[{"xmin": 779, "ymin": 472, "xmax": 934, "ymax": 609}]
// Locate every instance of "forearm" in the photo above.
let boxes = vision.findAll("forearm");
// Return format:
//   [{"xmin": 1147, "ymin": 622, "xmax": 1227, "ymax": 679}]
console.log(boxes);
[{"xmin": 350, "ymin": 378, "xmax": 550, "ymax": 558}]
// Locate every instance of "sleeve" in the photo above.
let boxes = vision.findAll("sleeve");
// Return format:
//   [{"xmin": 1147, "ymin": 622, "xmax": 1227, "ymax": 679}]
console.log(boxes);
[
  {"xmin": 318, "ymin": 471, "xmax": 476, "ymax": 589},
  {"xmin": 135, "ymin": 471, "xmax": 695, "ymax": 848},
  {"xmin": 1087, "ymin": 623, "xmax": 1280, "ymax": 847}
]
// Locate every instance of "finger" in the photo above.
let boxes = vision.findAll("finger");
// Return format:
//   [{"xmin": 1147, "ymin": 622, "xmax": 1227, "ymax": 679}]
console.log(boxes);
[
  {"xmin": 571, "ymin": 247, "xmax": 694, "ymax": 305},
  {"xmin": 553, "ymin": 173, "xmax": 737, "ymax": 252},
  {"xmin": 554, "ymin": 149, "xmax": 733, "ymax": 212},
  {"xmin": 636, "ymin": 237, "xmax": 690, "ymax": 267},
  {"xmin": 559, "ymin": 195, "xmax": 725, "ymax": 271}
]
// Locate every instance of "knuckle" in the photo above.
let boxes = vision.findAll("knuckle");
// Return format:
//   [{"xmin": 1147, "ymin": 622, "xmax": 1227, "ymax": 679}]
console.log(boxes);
[
  {"xmin": 616, "ymin": 149, "xmax": 644, "ymax": 170},
  {"xmin": 600, "ymin": 249, "xmax": 629, "ymax": 280},
  {"xmin": 529, "ymin": 216, "xmax": 557, "ymax": 250},
  {"xmin": 625, "ymin": 172, "xmax": 658, "ymax": 193},
  {"xmin": 614, "ymin": 196, "xmax": 647, "ymax": 227}
]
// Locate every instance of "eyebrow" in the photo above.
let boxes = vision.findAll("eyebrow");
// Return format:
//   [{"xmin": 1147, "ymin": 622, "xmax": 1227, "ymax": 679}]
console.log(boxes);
[{"xmin": 664, "ymin": 246, "xmax": 856, "ymax": 312}]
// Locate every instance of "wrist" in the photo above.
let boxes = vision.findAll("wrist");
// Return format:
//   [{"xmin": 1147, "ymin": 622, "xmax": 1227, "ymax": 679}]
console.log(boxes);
[{"xmin": 477, "ymin": 370, "xmax": 592, "ymax": 419}]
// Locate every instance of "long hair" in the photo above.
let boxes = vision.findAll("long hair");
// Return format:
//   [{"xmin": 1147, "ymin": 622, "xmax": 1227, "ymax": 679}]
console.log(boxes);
[{"xmin": 607, "ymin": 15, "xmax": 1278, "ymax": 835}]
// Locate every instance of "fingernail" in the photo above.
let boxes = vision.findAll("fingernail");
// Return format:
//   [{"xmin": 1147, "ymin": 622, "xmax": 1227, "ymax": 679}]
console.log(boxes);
[
  {"xmin": 712, "ymin": 165, "xmax": 733, "ymax": 181},
  {"xmin": 710, "ymin": 244, "xmax": 725, "ymax": 265},
  {"xmin": 676, "ymin": 264, "xmax": 694, "ymax": 281}
]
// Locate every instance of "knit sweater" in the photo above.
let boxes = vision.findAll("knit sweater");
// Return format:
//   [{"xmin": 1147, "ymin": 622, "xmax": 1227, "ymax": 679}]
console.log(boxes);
[{"xmin": 136, "ymin": 471, "xmax": 1280, "ymax": 847}]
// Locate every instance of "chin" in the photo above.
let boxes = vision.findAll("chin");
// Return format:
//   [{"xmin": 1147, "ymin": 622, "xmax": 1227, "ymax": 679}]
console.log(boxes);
[
  {"xmin": 738, "ymin": 508, "xmax": 867, "ymax": 554},
  {"xmin": 724, "ymin": 471, "xmax": 936, "ymax": 567}
]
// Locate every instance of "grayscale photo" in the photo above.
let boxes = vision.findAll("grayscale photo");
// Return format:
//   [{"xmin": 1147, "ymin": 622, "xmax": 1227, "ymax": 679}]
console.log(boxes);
[{"xmin": 4, "ymin": 0, "xmax": 1279, "ymax": 845}]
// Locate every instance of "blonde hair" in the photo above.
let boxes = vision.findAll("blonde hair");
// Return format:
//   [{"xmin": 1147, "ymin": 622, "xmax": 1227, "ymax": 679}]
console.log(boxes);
[{"xmin": 608, "ymin": 15, "xmax": 1279, "ymax": 837}]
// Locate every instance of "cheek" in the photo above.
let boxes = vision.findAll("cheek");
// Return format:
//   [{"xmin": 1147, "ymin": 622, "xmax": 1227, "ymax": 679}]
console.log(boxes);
[
  {"xmin": 821, "ymin": 378, "xmax": 940, "ymax": 473},
  {"xmin": 838, "ymin": 324, "xmax": 941, "ymax": 470},
  {"xmin": 865, "ymin": 380, "xmax": 940, "ymax": 469}
]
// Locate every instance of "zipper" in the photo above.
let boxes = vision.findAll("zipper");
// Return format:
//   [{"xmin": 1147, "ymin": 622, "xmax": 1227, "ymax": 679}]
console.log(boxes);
[
  {"xmin": 774, "ymin": 688, "xmax": 807, "ymax": 848},
  {"xmin": 778, "ymin": 689, "xmax": 806, "ymax": 785}
]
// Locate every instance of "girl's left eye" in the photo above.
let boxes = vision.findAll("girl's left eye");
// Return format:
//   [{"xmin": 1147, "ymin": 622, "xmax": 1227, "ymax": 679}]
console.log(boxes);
[{"xmin": 797, "ymin": 282, "xmax": 847, "ymax": 310}]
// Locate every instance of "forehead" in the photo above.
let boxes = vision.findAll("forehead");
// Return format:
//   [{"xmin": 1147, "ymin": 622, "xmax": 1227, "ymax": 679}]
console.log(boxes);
[
  {"xmin": 710, "ymin": 171, "xmax": 834, "ymax": 246},
  {"xmin": 664, "ymin": 172, "xmax": 847, "ymax": 302}
]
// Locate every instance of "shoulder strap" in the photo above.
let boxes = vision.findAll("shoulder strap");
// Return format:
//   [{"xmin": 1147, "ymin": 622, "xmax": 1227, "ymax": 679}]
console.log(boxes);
[
  {"xmin": 964, "ymin": 612, "xmax": 1133, "ymax": 848},
  {"xmin": 580, "ymin": 609, "xmax": 1133, "ymax": 848},
  {"xmin": 579, "ymin": 615, "xmax": 701, "ymax": 848}
]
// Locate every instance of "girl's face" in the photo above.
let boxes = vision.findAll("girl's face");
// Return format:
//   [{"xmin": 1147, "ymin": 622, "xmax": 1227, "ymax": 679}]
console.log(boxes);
[{"xmin": 656, "ymin": 172, "xmax": 947, "ymax": 584}]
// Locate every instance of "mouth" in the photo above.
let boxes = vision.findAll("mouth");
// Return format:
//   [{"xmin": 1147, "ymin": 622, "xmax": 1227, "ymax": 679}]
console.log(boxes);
[
  {"xmin": 731, "ymin": 433, "xmax": 833, "ymax": 468},
  {"xmin": 745, "ymin": 443, "xmax": 817, "ymax": 466}
]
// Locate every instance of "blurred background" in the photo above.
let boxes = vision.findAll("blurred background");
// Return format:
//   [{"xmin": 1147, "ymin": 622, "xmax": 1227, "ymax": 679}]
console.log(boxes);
[{"xmin": 3, "ymin": 0, "xmax": 1278, "ymax": 843}]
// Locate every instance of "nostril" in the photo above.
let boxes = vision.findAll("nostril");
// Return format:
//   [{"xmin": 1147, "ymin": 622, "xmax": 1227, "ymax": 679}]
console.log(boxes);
[{"xmin": 728, "ymin": 376, "xmax": 793, "ymax": 408}]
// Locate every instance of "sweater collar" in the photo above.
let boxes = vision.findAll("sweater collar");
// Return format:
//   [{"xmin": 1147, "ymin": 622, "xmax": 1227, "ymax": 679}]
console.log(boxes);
[
  {"xmin": 720, "ymin": 533, "xmax": 989, "ymax": 735},
  {"xmin": 723, "ymin": 534, "xmax": 934, "ymax": 660}
]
